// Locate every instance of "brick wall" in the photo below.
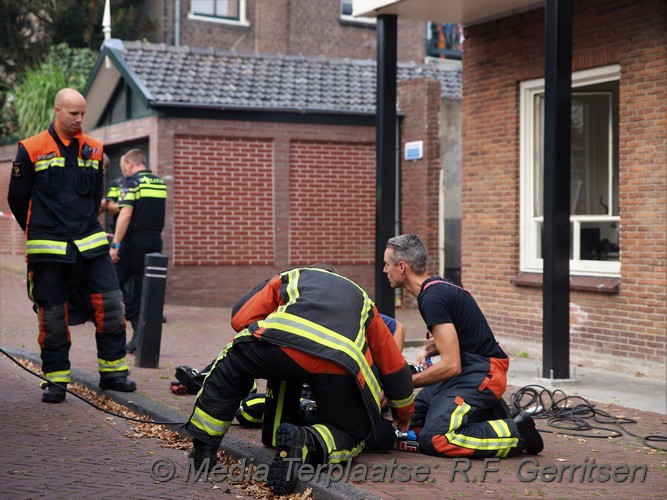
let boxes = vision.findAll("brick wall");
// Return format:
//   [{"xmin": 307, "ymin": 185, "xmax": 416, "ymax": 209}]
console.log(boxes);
[
  {"xmin": 289, "ymin": 140, "xmax": 375, "ymax": 264},
  {"xmin": 461, "ymin": 0, "xmax": 667, "ymax": 369},
  {"xmin": 0, "ymin": 144, "xmax": 25, "ymax": 272},
  {"xmin": 154, "ymin": 116, "xmax": 378, "ymax": 306},
  {"xmin": 397, "ymin": 78, "xmax": 443, "ymax": 307},
  {"xmin": 174, "ymin": 0, "xmax": 258, "ymax": 52},
  {"xmin": 173, "ymin": 136, "xmax": 274, "ymax": 265},
  {"xmin": 168, "ymin": 0, "xmax": 425, "ymax": 62}
]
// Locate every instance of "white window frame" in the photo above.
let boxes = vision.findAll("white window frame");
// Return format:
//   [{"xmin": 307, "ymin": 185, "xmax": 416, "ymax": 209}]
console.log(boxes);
[
  {"xmin": 519, "ymin": 65, "xmax": 621, "ymax": 277},
  {"xmin": 189, "ymin": 0, "xmax": 249, "ymax": 27}
]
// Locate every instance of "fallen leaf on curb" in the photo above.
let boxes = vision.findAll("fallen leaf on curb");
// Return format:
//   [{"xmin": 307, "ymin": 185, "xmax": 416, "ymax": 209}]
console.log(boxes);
[{"xmin": 556, "ymin": 458, "xmax": 567, "ymax": 462}]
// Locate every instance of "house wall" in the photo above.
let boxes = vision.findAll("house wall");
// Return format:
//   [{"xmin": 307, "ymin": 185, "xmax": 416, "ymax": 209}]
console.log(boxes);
[
  {"xmin": 396, "ymin": 78, "xmax": 444, "ymax": 308},
  {"xmin": 0, "ymin": 79, "xmax": 445, "ymax": 309},
  {"xmin": 461, "ymin": 0, "xmax": 666, "ymax": 372},
  {"xmin": 163, "ymin": 0, "xmax": 425, "ymax": 62}
]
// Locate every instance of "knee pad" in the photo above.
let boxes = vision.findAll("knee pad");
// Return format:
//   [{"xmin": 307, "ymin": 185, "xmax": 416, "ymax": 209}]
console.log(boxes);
[
  {"xmin": 90, "ymin": 289, "xmax": 125, "ymax": 334},
  {"xmin": 39, "ymin": 305, "xmax": 70, "ymax": 348}
]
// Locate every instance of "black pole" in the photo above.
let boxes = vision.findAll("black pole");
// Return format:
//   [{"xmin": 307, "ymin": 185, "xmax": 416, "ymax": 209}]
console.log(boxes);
[
  {"xmin": 135, "ymin": 252, "xmax": 168, "ymax": 368},
  {"xmin": 374, "ymin": 14, "xmax": 397, "ymax": 317},
  {"xmin": 542, "ymin": 0, "xmax": 572, "ymax": 379}
]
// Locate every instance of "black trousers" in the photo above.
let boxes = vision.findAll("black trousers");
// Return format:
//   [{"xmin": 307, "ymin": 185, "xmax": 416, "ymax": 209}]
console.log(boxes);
[
  {"xmin": 27, "ymin": 254, "xmax": 127, "ymax": 381},
  {"xmin": 185, "ymin": 337, "xmax": 373, "ymax": 463},
  {"xmin": 114, "ymin": 233, "xmax": 162, "ymax": 321}
]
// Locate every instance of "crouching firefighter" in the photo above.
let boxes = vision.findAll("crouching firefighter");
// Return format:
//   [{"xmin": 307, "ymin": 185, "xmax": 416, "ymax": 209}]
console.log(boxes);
[
  {"xmin": 183, "ymin": 265, "xmax": 415, "ymax": 495},
  {"xmin": 7, "ymin": 88, "xmax": 136, "ymax": 403}
]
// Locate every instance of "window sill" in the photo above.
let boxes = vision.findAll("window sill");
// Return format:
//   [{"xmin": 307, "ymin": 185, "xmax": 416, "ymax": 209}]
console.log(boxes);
[
  {"xmin": 188, "ymin": 14, "xmax": 250, "ymax": 28},
  {"xmin": 511, "ymin": 272, "xmax": 620, "ymax": 294}
]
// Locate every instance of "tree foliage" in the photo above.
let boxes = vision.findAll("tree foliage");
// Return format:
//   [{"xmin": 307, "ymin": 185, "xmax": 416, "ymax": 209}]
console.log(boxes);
[
  {"xmin": 0, "ymin": 0, "xmax": 157, "ymax": 144},
  {"xmin": 13, "ymin": 44, "xmax": 98, "ymax": 138}
]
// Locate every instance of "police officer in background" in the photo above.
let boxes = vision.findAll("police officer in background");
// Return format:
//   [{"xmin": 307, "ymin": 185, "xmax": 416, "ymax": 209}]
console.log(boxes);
[
  {"xmin": 7, "ymin": 88, "xmax": 136, "ymax": 403},
  {"xmin": 109, "ymin": 148, "xmax": 167, "ymax": 353}
]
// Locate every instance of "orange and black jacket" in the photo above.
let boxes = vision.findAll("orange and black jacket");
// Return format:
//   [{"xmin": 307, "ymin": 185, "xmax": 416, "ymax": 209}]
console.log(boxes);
[
  {"xmin": 8, "ymin": 123, "xmax": 108, "ymax": 263},
  {"xmin": 230, "ymin": 267, "xmax": 415, "ymax": 429}
]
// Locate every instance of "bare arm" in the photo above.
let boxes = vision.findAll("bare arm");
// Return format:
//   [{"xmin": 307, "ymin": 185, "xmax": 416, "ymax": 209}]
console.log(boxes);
[
  {"xmin": 412, "ymin": 323, "xmax": 461, "ymax": 388},
  {"xmin": 109, "ymin": 206, "xmax": 133, "ymax": 263}
]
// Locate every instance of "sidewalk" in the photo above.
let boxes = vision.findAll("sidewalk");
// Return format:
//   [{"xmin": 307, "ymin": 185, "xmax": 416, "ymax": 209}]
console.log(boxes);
[{"xmin": 1, "ymin": 267, "xmax": 665, "ymax": 499}]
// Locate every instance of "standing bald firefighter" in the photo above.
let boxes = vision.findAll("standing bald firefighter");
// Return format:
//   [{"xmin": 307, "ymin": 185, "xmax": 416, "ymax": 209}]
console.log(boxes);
[
  {"xmin": 7, "ymin": 88, "xmax": 136, "ymax": 403},
  {"xmin": 184, "ymin": 265, "xmax": 414, "ymax": 496}
]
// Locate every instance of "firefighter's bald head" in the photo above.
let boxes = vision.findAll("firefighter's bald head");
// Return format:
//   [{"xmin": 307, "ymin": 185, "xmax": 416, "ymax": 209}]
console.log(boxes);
[{"xmin": 53, "ymin": 88, "xmax": 86, "ymax": 141}]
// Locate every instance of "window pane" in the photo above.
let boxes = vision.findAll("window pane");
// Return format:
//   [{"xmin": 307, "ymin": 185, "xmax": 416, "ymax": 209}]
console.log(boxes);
[
  {"xmin": 193, "ymin": 0, "xmax": 239, "ymax": 19},
  {"xmin": 192, "ymin": 0, "xmax": 214, "ymax": 16},
  {"xmin": 217, "ymin": 0, "xmax": 238, "ymax": 18},
  {"xmin": 571, "ymin": 93, "xmax": 612, "ymax": 215},
  {"xmin": 579, "ymin": 221, "xmax": 620, "ymax": 261},
  {"xmin": 341, "ymin": 0, "xmax": 353, "ymax": 16},
  {"xmin": 533, "ymin": 95, "xmax": 544, "ymax": 217}
]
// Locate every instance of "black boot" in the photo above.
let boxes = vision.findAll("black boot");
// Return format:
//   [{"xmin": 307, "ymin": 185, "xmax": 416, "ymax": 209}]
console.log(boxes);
[
  {"xmin": 268, "ymin": 423, "xmax": 323, "ymax": 496},
  {"xmin": 99, "ymin": 376, "xmax": 137, "ymax": 392},
  {"xmin": 188, "ymin": 439, "xmax": 219, "ymax": 471},
  {"xmin": 126, "ymin": 318, "xmax": 139, "ymax": 353},
  {"xmin": 514, "ymin": 409, "xmax": 544, "ymax": 454},
  {"xmin": 42, "ymin": 382, "xmax": 67, "ymax": 403}
]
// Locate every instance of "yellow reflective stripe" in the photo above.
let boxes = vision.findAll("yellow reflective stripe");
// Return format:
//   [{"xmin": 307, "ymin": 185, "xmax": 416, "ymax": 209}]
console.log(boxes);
[
  {"xmin": 34, "ymin": 157, "xmax": 98, "ymax": 172},
  {"xmin": 354, "ymin": 295, "xmax": 374, "ymax": 351},
  {"xmin": 269, "ymin": 381, "xmax": 289, "ymax": 447},
  {"xmin": 445, "ymin": 402, "xmax": 519, "ymax": 451},
  {"xmin": 26, "ymin": 240, "xmax": 67, "ymax": 255},
  {"xmin": 448, "ymin": 400, "xmax": 470, "ymax": 432},
  {"xmin": 74, "ymin": 232, "xmax": 108, "ymax": 253},
  {"xmin": 258, "ymin": 312, "xmax": 382, "ymax": 409},
  {"xmin": 44, "ymin": 370, "xmax": 71, "ymax": 383},
  {"xmin": 98, "ymin": 357, "xmax": 129, "ymax": 373},
  {"xmin": 238, "ymin": 410, "xmax": 263, "ymax": 424},
  {"xmin": 137, "ymin": 185, "xmax": 167, "ymax": 199},
  {"xmin": 77, "ymin": 158, "xmax": 100, "ymax": 170},
  {"xmin": 312, "ymin": 425, "xmax": 363, "ymax": 463},
  {"xmin": 489, "ymin": 419, "xmax": 511, "ymax": 437},
  {"xmin": 284, "ymin": 269, "xmax": 301, "ymax": 309},
  {"xmin": 329, "ymin": 441, "xmax": 363, "ymax": 463},
  {"xmin": 35, "ymin": 157, "xmax": 65, "ymax": 172},
  {"xmin": 312, "ymin": 424, "xmax": 335, "ymax": 455},
  {"xmin": 387, "ymin": 392, "xmax": 415, "ymax": 408},
  {"xmin": 446, "ymin": 430, "xmax": 519, "ymax": 451},
  {"xmin": 191, "ymin": 407, "xmax": 231, "ymax": 437}
]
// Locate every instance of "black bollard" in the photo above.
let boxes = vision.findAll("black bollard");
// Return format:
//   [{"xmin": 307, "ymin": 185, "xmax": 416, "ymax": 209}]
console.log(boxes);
[{"xmin": 135, "ymin": 252, "xmax": 168, "ymax": 368}]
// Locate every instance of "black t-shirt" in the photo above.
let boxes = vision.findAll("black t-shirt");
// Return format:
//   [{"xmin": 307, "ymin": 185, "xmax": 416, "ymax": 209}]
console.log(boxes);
[{"xmin": 417, "ymin": 277, "xmax": 506, "ymax": 360}]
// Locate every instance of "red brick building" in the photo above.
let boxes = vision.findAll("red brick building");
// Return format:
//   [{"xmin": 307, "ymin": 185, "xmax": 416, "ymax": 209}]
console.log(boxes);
[
  {"xmin": 358, "ymin": 0, "xmax": 666, "ymax": 374},
  {"xmin": 0, "ymin": 38, "xmax": 459, "ymax": 309},
  {"xmin": 459, "ymin": 1, "xmax": 666, "ymax": 372}
]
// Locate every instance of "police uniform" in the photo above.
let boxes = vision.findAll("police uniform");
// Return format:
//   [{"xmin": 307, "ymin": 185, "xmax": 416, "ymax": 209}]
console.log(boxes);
[
  {"xmin": 414, "ymin": 278, "xmax": 522, "ymax": 458},
  {"xmin": 114, "ymin": 169, "xmax": 167, "ymax": 327},
  {"xmin": 7, "ymin": 122, "xmax": 132, "ymax": 397},
  {"xmin": 185, "ymin": 267, "xmax": 414, "ymax": 464},
  {"xmin": 103, "ymin": 176, "xmax": 123, "ymax": 235}
]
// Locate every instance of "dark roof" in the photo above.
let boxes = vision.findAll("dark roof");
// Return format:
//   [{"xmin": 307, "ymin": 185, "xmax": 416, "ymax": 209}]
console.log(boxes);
[{"xmin": 108, "ymin": 41, "xmax": 461, "ymax": 115}]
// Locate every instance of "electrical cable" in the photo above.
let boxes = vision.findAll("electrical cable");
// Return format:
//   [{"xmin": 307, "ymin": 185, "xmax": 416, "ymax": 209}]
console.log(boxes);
[
  {"xmin": 510, "ymin": 384, "xmax": 667, "ymax": 451},
  {"xmin": 0, "ymin": 347, "xmax": 186, "ymax": 426}
]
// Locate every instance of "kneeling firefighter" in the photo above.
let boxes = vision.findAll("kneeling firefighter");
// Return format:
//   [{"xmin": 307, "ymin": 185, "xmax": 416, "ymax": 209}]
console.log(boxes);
[{"xmin": 183, "ymin": 265, "xmax": 414, "ymax": 495}]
